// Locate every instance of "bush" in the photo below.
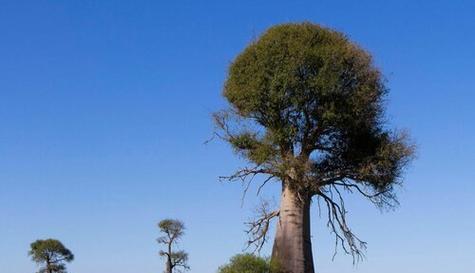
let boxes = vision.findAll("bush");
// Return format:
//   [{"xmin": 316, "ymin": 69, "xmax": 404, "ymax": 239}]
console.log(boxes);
[{"xmin": 218, "ymin": 254, "xmax": 271, "ymax": 273}]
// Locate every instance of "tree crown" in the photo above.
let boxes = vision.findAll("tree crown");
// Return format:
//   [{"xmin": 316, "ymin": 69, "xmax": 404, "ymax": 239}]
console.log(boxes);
[
  {"xmin": 216, "ymin": 22, "xmax": 414, "ymax": 260},
  {"xmin": 217, "ymin": 22, "xmax": 413, "ymax": 199},
  {"xmin": 218, "ymin": 254, "xmax": 272, "ymax": 273},
  {"xmin": 157, "ymin": 219, "xmax": 185, "ymax": 244},
  {"xmin": 29, "ymin": 239, "xmax": 74, "ymax": 273}
]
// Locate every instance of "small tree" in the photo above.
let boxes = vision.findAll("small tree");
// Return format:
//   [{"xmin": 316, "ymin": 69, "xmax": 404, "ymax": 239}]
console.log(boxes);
[
  {"xmin": 157, "ymin": 219, "xmax": 190, "ymax": 273},
  {"xmin": 28, "ymin": 239, "xmax": 74, "ymax": 273},
  {"xmin": 215, "ymin": 22, "xmax": 414, "ymax": 273},
  {"xmin": 218, "ymin": 254, "xmax": 272, "ymax": 273}
]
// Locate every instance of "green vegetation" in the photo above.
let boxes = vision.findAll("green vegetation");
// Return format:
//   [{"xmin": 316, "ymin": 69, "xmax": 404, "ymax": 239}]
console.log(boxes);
[
  {"xmin": 28, "ymin": 239, "xmax": 74, "ymax": 273},
  {"xmin": 215, "ymin": 22, "xmax": 414, "ymax": 273},
  {"xmin": 218, "ymin": 254, "xmax": 273, "ymax": 273},
  {"xmin": 157, "ymin": 219, "xmax": 190, "ymax": 273},
  {"xmin": 26, "ymin": 22, "xmax": 414, "ymax": 273}
]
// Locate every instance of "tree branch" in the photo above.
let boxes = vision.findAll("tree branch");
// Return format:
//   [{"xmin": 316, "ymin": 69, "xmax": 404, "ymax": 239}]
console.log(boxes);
[
  {"xmin": 317, "ymin": 190, "xmax": 367, "ymax": 263},
  {"xmin": 220, "ymin": 167, "xmax": 275, "ymax": 205},
  {"xmin": 244, "ymin": 200, "xmax": 280, "ymax": 253}
]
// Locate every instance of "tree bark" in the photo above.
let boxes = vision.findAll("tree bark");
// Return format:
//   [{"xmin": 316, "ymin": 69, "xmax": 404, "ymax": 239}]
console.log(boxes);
[
  {"xmin": 272, "ymin": 184, "xmax": 314, "ymax": 273},
  {"xmin": 166, "ymin": 257, "xmax": 172, "ymax": 273}
]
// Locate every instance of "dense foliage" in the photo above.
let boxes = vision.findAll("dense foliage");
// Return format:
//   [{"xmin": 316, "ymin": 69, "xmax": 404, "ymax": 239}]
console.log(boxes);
[
  {"xmin": 218, "ymin": 254, "xmax": 272, "ymax": 273},
  {"xmin": 216, "ymin": 22, "xmax": 414, "ymax": 260},
  {"xmin": 29, "ymin": 239, "xmax": 74, "ymax": 273},
  {"xmin": 219, "ymin": 22, "xmax": 413, "ymax": 197}
]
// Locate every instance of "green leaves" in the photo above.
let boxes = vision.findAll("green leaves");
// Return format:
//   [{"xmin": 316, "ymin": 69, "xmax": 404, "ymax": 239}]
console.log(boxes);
[
  {"xmin": 157, "ymin": 219, "xmax": 186, "ymax": 246},
  {"xmin": 229, "ymin": 133, "xmax": 277, "ymax": 165},
  {"xmin": 218, "ymin": 22, "xmax": 414, "ymax": 196},
  {"xmin": 29, "ymin": 239, "xmax": 74, "ymax": 273},
  {"xmin": 218, "ymin": 254, "xmax": 272, "ymax": 273},
  {"xmin": 157, "ymin": 219, "xmax": 190, "ymax": 273},
  {"xmin": 217, "ymin": 22, "xmax": 414, "ymax": 263},
  {"xmin": 158, "ymin": 219, "xmax": 185, "ymax": 238}
]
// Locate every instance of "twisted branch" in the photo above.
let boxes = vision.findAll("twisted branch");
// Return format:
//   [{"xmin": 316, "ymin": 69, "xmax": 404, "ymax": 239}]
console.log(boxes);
[
  {"xmin": 244, "ymin": 200, "xmax": 280, "ymax": 253},
  {"xmin": 318, "ymin": 188, "xmax": 367, "ymax": 263}
]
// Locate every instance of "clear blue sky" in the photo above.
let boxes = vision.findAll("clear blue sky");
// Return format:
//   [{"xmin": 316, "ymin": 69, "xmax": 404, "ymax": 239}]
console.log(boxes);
[{"xmin": 1, "ymin": 1, "xmax": 474, "ymax": 273}]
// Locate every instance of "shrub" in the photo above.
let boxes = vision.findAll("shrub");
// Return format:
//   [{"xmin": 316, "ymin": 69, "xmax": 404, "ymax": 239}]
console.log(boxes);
[{"xmin": 218, "ymin": 254, "xmax": 271, "ymax": 273}]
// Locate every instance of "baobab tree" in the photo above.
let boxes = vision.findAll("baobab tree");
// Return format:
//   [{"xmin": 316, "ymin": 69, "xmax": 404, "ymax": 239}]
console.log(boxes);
[
  {"xmin": 214, "ymin": 23, "xmax": 414, "ymax": 273},
  {"xmin": 157, "ymin": 219, "xmax": 190, "ymax": 273},
  {"xmin": 28, "ymin": 239, "xmax": 74, "ymax": 273}
]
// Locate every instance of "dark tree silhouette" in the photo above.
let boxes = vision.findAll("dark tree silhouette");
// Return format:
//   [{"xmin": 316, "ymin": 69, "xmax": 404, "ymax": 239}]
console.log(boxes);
[
  {"xmin": 215, "ymin": 22, "xmax": 414, "ymax": 273},
  {"xmin": 28, "ymin": 239, "xmax": 74, "ymax": 273}
]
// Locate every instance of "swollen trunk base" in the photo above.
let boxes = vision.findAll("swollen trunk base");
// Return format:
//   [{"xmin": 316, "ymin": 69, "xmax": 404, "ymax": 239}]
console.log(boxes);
[{"xmin": 272, "ymin": 186, "xmax": 314, "ymax": 273}]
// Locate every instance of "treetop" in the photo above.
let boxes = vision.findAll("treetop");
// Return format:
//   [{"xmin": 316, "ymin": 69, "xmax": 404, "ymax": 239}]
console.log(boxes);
[{"xmin": 217, "ymin": 22, "xmax": 414, "ymax": 201}]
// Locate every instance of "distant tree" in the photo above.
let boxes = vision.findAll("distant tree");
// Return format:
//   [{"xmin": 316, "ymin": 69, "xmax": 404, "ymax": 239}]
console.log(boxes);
[
  {"xmin": 157, "ymin": 219, "xmax": 190, "ymax": 273},
  {"xmin": 215, "ymin": 22, "xmax": 414, "ymax": 273},
  {"xmin": 218, "ymin": 254, "xmax": 272, "ymax": 273},
  {"xmin": 28, "ymin": 239, "xmax": 74, "ymax": 273}
]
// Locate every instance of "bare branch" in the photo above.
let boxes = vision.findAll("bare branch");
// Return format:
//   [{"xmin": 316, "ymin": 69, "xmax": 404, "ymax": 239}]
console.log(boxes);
[
  {"xmin": 256, "ymin": 176, "xmax": 275, "ymax": 196},
  {"xmin": 317, "ymin": 190, "xmax": 367, "ymax": 263},
  {"xmin": 244, "ymin": 200, "xmax": 280, "ymax": 253},
  {"xmin": 219, "ymin": 167, "xmax": 273, "ymax": 183},
  {"xmin": 219, "ymin": 167, "xmax": 275, "ymax": 205},
  {"xmin": 332, "ymin": 179, "xmax": 399, "ymax": 209}
]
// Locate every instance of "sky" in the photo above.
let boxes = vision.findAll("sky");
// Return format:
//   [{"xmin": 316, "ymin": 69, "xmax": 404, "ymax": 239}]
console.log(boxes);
[{"xmin": 0, "ymin": 0, "xmax": 474, "ymax": 273}]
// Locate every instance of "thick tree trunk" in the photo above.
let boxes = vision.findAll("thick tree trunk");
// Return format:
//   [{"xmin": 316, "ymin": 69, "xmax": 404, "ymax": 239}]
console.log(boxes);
[{"xmin": 272, "ymin": 185, "xmax": 314, "ymax": 273}]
